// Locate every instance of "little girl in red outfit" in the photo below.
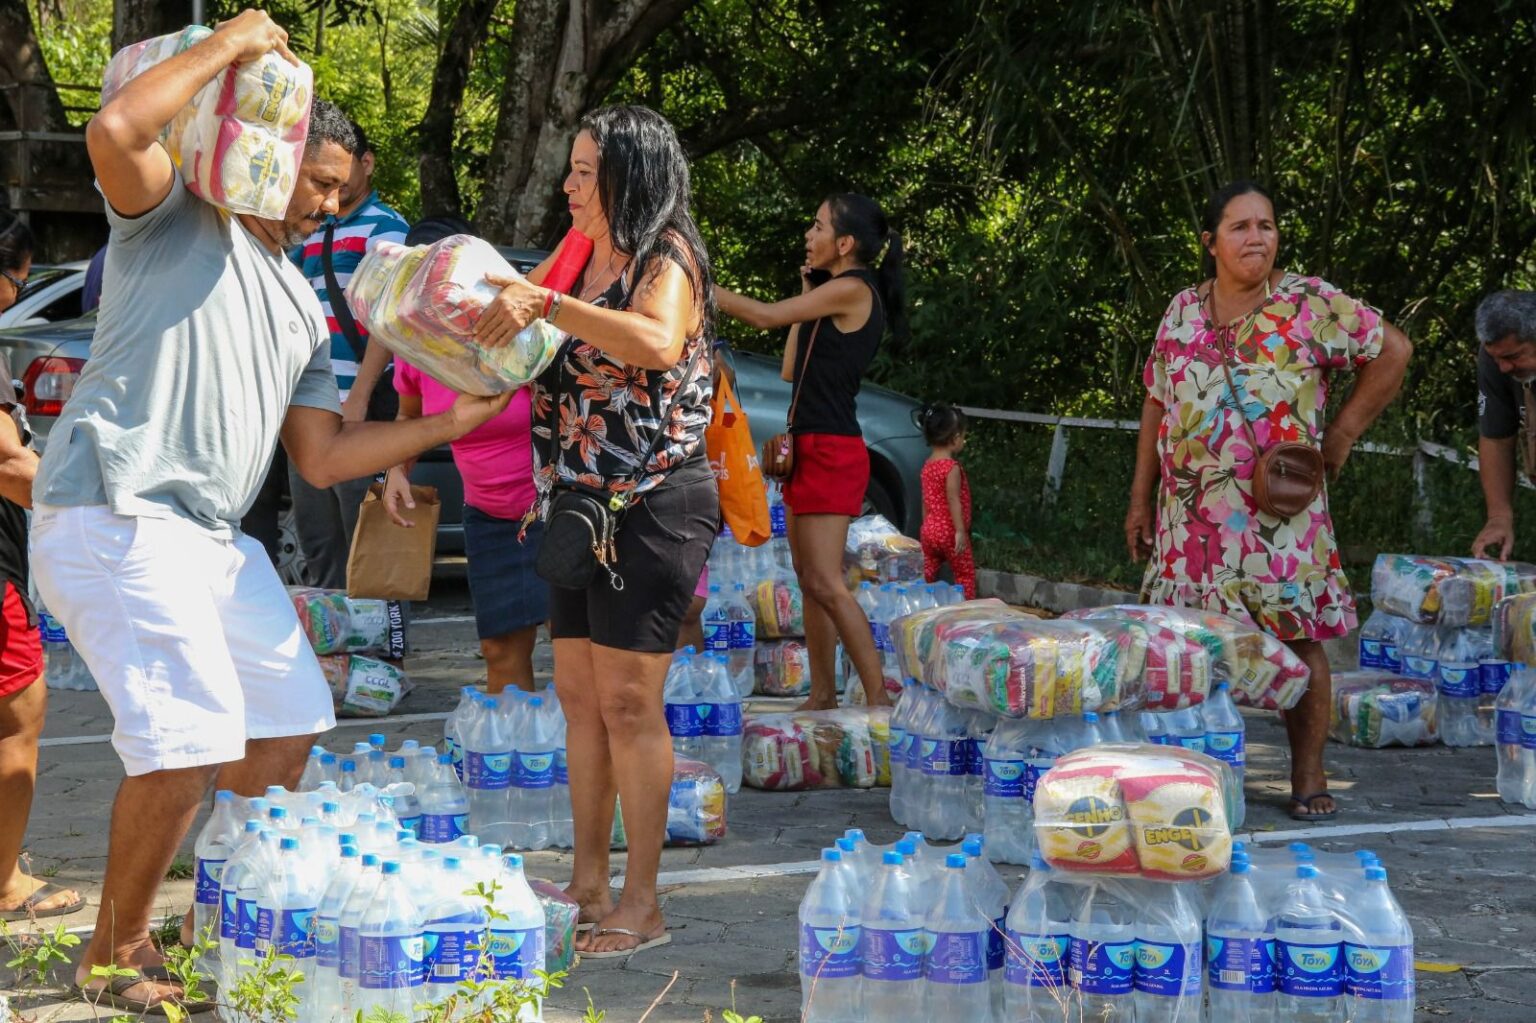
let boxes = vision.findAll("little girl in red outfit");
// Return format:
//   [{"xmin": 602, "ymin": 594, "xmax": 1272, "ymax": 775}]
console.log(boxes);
[{"xmin": 918, "ymin": 404, "xmax": 975, "ymax": 598}]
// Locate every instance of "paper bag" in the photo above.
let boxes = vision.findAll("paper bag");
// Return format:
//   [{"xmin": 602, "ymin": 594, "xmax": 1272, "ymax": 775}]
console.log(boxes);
[{"xmin": 347, "ymin": 483, "xmax": 439, "ymax": 601}]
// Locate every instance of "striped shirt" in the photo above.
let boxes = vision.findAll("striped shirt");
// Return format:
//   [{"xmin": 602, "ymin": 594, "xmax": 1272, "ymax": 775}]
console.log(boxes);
[{"xmin": 289, "ymin": 192, "xmax": 409, "ymax": 397}]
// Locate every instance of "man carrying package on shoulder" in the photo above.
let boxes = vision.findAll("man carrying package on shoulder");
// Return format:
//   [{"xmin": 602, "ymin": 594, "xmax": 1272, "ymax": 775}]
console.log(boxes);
[{"xmin": 31, "ymin": 10, "xmax": 510, "ymax": 1013}]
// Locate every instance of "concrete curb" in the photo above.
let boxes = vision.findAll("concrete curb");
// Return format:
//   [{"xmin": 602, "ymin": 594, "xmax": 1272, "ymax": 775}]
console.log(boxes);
[{"xmin": 976, "ymin": 567, "xmax": 1137, "ymax": 613}]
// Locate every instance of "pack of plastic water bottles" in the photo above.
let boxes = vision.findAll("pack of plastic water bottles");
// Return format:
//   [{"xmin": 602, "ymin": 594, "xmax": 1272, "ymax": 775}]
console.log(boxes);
[
  {"xmin": 1372, "ymin": 553, "xmax": 1536, "ymax": 627},
  {"xmin": 191, "ymin": 779, "xmax": 555, "ymax": 1023},
  {"xmin": 1492, "ymin": 664, "xmax": 1536, "ymax": 809},
  {"xmin": 1358, "ymin": 604, "xmax": 1513, "ymax": 748},
  {"xmin": 700, "ymin": 580, "xmax": 756, "ymax": 698},
  {"xmin": 797, "ymin": 828, "xmax": 1415, "ymax": 1023},
  {"xmin": 102, "ymin": 26, "xmax": 313, "ymax": 220},
  {"xmin": 1329, "ymin": 671, "xmax": 1439, "ymax": 748},
  {"xmin": 663, "ymin": 647, "xmax": 744, "ymax": 793},
  {"xmin": 892, "ymin": 680, "xmax": 1250, "ymax": 858},
  {"xmin": 741, "ymin": 708, "xmax": 892, "ymax": 791}
]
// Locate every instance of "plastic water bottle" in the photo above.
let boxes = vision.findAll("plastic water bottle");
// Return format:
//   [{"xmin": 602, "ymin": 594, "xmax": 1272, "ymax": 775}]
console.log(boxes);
[
  {"xmin": 1397, "ymin": 623, "xmax": 1438, "ymax": 684},
  {"xmin": 1134, "ymin": 881, "xmax": 1203, "ymax": 1022},
  {"xmin": 256, "ymin": 835, "xmax": 324, "ymax": 984},
  {"xmin": 384, "ymin": 756, "xmax": 423, "ymax": 837},
  {"xmin": 464, "ymin": 696, "xmax": 512, "ymax": 844},
  {"xmin": 887, "ymin": 687, "xmax": 919, "ymax": 825},
  {"xmin": 486, "ymin": 854, "xmax": 547, "ymax": 1019},
  {"xmin": 191, "ymin": 790, "xmax": 238, "ymax": 945},
  {"xmin": 1005, "ymin": 852, "xmax": 1076, "ymax": 1023},
  {"xmin": 726, "ymin": 582, "xmax": 757, "ymax": 698},
  {"xmin": 1069, "ymin": 882, "xmax": 1136, "ymax": 1020},
  {"xmin": 769, "ymin": 483, "xmax": 788, "ymax": 538},
  {"xmin": 702, "ymin": 584, "xmax": 731, "ymax": 659},
  {"xmin": 422, "ymin": 857, "xmax": 490, "ymax": 1000},
  {"xmin": 1162, "ymin": 707, "xmax": 1205, "ymax": 753},
  {"xmin": 445, "ymin": 686, "xmax": 478, "ymax": 781},
  {"xmin": 416, "ymin": 754, "xmax": 468, "ymax": 844},
  {"xmin": 665, "ymin": 648, "xmax": 704, "ymax": 760},
  {"xmin": 38, "ymin": 601, "xmax": 97, "ymax": 691},
  {"xmin": 1437, "ymin": 628, "xmax": 1483, "ymax": 747},
  {"xmin": 798, "ymin": 848, "xmax": 863, "ymax": 1022},
  {"xmin": 510, "ymin": 695, "xmax": 558, "ymax": 850},
  {"xmin": 306, "ymin": 844, "xmax": 362, "ymax": 1023},
  {"xmin": 298, "ymin": 747, "xmax": 328, "ymax": 791},
  {"xmin": 1142, "ymin": 711, "xmax": 1168, "ymax": 745},
  {"xmin": 921, "ymin": 700, "xmax": 971, "ymax": 840},
  {"xmin": 546, "ymin": 700, "xmax": 573, "ymax": 849},
  {"xmin": 696, "ymin": 654, "xmax": 744, "ymax": 793},
  {"xmin": 231, "ymin": 829, "xmax": 278, "ymax": 977},
  {"xmin": 963, "ymin": 712, "xmax": 992, "ymax": 834},
  {"xmin": 1495, "ymin": 667, "xmax": 1532, "ymax": 804},
  {"xmin": 925, "ymin": 853, "xmax": 993, "ymax": 1020},
  {"xmin": 1201, "ymin": 681, "xmax": 1247, "ymax": 829},
  {"xmin": 1358, "ymin": 610, "xmax": 1398, "ymax": 671},
  {"xmin": 1521, "ymin": 679, "xmax": 1536, "ymax": 810},
  {"xmin": 1343, "ymin": 866, "xmax": 1415, "ymax": 1022},
  {"xmin": 981, "ymin": 718, "xmax": 1033, "ymax": 865},
  {"xmin": 875, "ymin": 585, "xmax": 903, "ymax": 686},
  {"xmin": 357, "ymin": 861, "xmax": 424, "ymax": 1019},
  {"xmin": 338, "ymin": 853, "xmax": 384, "ymax": 1017},
  {"xmin": 961, "ymin": 836, "xmax": 1008, "ymax": 1015},
  {"xmin": 1275, "ymin": 864, "xmax": 1343, "ymax": 1022},
  {"xmin": 860, "ymin": 850, "xmax": 926, "ymax": 1023},
  {"xmin": 1207, "ymin": 856, "xmax": 1275, "ymax": 1022},
  {"xmin": 217, "ymin": 821, "xmax": 266, "ymax": 986}
]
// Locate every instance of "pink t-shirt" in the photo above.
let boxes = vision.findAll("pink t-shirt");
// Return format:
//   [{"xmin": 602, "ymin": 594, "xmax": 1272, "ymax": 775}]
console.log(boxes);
[{"xmin": 394, "ymin": 362, "xmax": 536, "ymax": 521}]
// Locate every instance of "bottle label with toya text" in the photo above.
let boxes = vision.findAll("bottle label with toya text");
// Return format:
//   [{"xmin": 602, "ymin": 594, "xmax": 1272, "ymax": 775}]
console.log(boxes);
[
  {"xmin": 1005, "ymin": 929, "xmax": 1067, "ymax": 988},
  {"xmin": 1343, "ymin": 942, "xmax": 1414, "ymax": 1000},
  {"xmin": 1069, "ymin": 936, "xmax": 1135, "ymax": 995},
  {"xmin": 1276, "ymin": 939, "xmax": 1344, "ymax": 998},
  {"xmin": 799, "ymin": 923, "xmax": 861, "ymax": 980}
]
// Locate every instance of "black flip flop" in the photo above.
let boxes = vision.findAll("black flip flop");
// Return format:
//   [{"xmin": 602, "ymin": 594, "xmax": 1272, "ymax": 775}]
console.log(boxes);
[
  {"xmin": 1289, "ymin": 791, "xmax": 1338, "ymax": 822},
  {"xmin": 0, "ymin": 881, "xmax": 84, "ymax": 922},
  {"xmin": 72, "ymin": 974, "xmax": 217, "ymax": 1016}
]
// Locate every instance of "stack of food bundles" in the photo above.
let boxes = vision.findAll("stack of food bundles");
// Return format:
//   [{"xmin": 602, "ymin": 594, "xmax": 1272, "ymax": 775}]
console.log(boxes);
[
  {"xmin": 1374, "ymin": 554, "xmax": 1536, "ymax": 627},
  {"xmin": 753, "ymin": 564, "xmax": 806, "ymax": 640},
  {"xmin": 1493, "ymin": 590, "xmax": 1536, "ymax": 666},
  {"xmin": 346, "ymin": 235, "xmax": 564, "ymax": 396},
  {"xmin": 843, "ymin": 514, "xmax": 923, "ymax": 587},
  {"xmin": 1033, "ymin": 744, "xmax": 1234, "ymax": 881},
  {"xmin": 101, "ymin": 27, "xmax": 312, "ymax": 219},
  {"xmin": 741, "ymin": 707, "xmax": 891, "ymax": 791},
  {"xmin": 611, "ymin": 754, "xmax": 727, "ymax": 847},
  {"xmin": 1329, "ymin": 671, "xmax": 1439, "ymax": 748},
  {"xmin": 754, "ymin": 639, "xmax": 812, "ymax": 697},
  {"xmin": 290, "ymin": 587, "xmax": 410, "ymax": 716}
]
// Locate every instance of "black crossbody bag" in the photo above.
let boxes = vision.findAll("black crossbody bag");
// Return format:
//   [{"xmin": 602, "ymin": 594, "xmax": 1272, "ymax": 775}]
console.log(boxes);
[
  {"xmin": 323, "ymin": 221, "xmax": 398, "ymax": 422},
  {"xmin": 535, "ymin": 340, "xmax": 703, "ymax": 592}
]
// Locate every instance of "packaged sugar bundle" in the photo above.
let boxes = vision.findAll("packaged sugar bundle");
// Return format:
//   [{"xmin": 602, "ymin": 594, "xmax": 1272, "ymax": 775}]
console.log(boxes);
[
  {"xmin": 1330, "ymin": 672, "xmax": 1439, "ymax": 748},
  {"xmin": 1372, "ymin": 554, "xmax": 1536, "ymax": 627},
  {"xmin": 1066, "ymin": 605, "xmax": 1310, "ymax": 710}
]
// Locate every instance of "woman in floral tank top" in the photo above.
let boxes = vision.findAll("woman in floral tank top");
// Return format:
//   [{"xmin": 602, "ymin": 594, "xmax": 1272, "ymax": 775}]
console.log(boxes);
[
  {"xmin": 1127, "ymin": 181, "xmax": 1411, "ymax": 823},
  {"xmin": 476, "ymin": 106, "xmax": 716, "ymax": 958}
]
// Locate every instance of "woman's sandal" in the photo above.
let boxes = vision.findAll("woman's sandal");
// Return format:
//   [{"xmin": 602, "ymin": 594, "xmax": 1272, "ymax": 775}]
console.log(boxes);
[
  {"xmin": 1289, "ymin": 791, "xmax": 1338, "ymax": 822},
  {"xmin": 0, "ymin": 881, "xmax": 84, "ymax": 922},
  {"xmin": 579, "ymin": 927, "xmax": 672, "ymax": 960}
]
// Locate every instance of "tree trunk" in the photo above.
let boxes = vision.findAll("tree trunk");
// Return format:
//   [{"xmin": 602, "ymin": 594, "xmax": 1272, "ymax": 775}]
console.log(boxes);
[
  {"xmin": 0, "ymin": 0, "xmax": 69, "ymax": 132},
  {"xmin": 416, "ymin": 0, "xmax": 501, "ymax": 217},
  {"xmin": 474, "ymin": 0, "xmax": 697, "ymax": 246},
  {"xmin": 112, "ymin": 0, "xmax": 189, "ymax": 53}
]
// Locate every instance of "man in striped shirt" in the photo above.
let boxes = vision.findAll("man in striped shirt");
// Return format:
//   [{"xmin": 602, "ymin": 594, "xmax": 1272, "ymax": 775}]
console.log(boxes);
[{"xmin": 286, "ymin": 104, "xmax": 409, "ymax": 588}]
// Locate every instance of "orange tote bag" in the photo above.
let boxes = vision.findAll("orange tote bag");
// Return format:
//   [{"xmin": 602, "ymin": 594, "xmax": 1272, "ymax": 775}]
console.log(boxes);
[{"xmin": 705, "ymin": 373, "xmax": 771, "ymax": 546}]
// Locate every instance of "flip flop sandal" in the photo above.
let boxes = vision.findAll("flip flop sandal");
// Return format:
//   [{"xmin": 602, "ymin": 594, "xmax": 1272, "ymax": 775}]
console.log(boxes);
[
  {"xmin": 0, "ymin": 882, "xmax": 85, "ymax": 922},
  {"xmin": 1289, "ymin": 791, "xmax": 1338, "ymax": 822},
  {"xmin": 72, "ymin": 974, "xmax": 217, "ymax": 1016},
  {"xmin": 579, "ymin": 927, "xmax": 672, "ymax": 960}
]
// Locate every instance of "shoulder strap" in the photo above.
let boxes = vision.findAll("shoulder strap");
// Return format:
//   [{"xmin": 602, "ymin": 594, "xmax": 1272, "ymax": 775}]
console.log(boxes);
[
  {"xmin": 322, "ymin": 221, "xmax": 368, "ymax": 363},
  {"xmin": 786, "ymin": 318, "xmax": 823, "ymax": 430}
]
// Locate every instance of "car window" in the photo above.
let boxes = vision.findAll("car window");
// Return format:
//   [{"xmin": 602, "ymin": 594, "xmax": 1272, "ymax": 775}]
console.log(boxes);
[{"xmin": 35, "ymin": 286, "xmax": 83, "ymax": 323}]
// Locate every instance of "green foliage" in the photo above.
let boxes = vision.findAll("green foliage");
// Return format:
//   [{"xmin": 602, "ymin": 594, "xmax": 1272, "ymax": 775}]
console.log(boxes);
[{"xmin": 3, "ymin": 918, "xmax": 82, "ymax": 987}]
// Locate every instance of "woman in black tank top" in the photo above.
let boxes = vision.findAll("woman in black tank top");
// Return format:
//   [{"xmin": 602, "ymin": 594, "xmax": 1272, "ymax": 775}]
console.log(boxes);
[{"xmin": 716, "ymin": 193, "xmax": 906, "ymax": 711}]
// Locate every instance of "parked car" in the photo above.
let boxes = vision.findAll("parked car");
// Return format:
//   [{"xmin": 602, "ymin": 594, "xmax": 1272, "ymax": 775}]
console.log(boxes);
[
  {"xmin": 0, "ymin": 262, "xmax": 89, "ymax": 329},
  {"xmin": 0, "ymin": 246, "xmax": 927, "ymax": 579}
]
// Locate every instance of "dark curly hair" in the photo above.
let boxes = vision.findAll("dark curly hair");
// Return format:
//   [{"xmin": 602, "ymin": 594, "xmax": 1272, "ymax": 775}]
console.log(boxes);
[{"xmin": 919, "ymin": 402, "xmax": 966, "ymax": 447}]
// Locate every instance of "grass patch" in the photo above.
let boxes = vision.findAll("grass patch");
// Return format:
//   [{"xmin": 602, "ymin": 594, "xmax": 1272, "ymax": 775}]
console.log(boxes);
[{"xmin": 164, "ymin": 856, "xmax": 195, "ymax": 882}]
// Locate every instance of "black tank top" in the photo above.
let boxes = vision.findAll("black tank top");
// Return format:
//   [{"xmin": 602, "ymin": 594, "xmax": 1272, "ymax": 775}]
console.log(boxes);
[{"xmin": 789, "ymin": 268, "xmax": 883, "ymax": 436}]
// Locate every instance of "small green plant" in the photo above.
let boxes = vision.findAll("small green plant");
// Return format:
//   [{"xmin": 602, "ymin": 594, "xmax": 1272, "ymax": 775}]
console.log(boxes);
[
  {"xmin": 165, "ymin": 856, "xmax": 196, "ymax": 881},
  {"xmin": 3, "ymin": 919, "xmax": 82, "ymax": 987},
  {"xmin": 229, "ymin": 945, "xmax": 306, "ymax": 1023}
]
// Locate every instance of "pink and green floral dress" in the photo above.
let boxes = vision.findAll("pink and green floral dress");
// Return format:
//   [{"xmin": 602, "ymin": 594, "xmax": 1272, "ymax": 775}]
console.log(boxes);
[{"xmin": 1141, "ymin": 272, "xmax": 1384, "ymax": 642}]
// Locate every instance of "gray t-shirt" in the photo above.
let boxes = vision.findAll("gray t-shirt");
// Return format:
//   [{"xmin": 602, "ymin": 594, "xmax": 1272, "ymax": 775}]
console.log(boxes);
[{"xmin": 36, "ymin": 173, "xmax": 342, "ymax": 536}]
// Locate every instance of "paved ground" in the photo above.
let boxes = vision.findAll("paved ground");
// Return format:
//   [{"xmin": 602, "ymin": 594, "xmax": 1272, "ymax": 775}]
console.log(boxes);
[{"xmin": 5, "ymin": 579, "xmax": 1536, "ymax": 1022}]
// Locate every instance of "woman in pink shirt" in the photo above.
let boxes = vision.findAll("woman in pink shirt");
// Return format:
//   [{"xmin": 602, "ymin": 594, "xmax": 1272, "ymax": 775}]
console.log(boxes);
[{"xmin": 383, "ymin": 364, "xmax": 548, "ymax": 692}]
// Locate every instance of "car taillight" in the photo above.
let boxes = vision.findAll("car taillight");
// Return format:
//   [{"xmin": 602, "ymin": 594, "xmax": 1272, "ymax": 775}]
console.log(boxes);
[{"xmin": 22, "ymin": 357, "xmax": 84, "ymax": 417}]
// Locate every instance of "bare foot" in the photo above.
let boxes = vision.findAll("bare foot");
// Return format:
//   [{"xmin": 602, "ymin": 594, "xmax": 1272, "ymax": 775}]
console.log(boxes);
[
  {"xmin": 0, "ymin": 875, "xmax": 82, "ymax": 914},
  {"xmin": 864, "ymin": 689, "xmax": 894, "ymax": 709},
  {"xmin": 562, "ymin": 883, "xmax": 614, "ymax": 927},
  {"xmin": 576, "ymin": 903, "xmax": 665, "ymax": 955},
  {"xmin": 794, "ymin": 696, "xmax": 839, "ymax": 712}
]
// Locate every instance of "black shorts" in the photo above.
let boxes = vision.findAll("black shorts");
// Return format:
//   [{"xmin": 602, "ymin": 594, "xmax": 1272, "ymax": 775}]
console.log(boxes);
[{"xmin": 549, "ymin": 458, "xmax": 718, "ymax": 653}]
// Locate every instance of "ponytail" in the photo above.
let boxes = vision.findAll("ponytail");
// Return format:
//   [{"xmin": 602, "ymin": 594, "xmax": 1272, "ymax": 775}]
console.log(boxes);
[{"xmin": 825, "ymin": 192, "xmax": 908, "ymax": 343}]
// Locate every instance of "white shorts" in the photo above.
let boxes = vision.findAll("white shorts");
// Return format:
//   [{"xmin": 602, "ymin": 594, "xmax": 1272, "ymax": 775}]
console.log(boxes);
[{"xmin": 31, "ymin": 504, "xmax": 335, "ymax": 776}]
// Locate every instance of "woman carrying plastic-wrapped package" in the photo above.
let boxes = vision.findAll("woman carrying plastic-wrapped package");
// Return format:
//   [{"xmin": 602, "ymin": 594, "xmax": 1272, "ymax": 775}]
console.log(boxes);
[
  {"xmin": 473, "ymin": 105, "xmax": 715, "ymax": 959},
  {"xmin": 1125, "ymin": 180, "xmax": 1411, "ymax": 823},
  {"xmin": 714, "ymin": 194, "xmax": 906, "ymax": 710}
]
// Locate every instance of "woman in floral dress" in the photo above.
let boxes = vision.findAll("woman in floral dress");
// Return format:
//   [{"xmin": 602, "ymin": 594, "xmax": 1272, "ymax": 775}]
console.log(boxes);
[{"xmin": 1125, "ymin": 181, "xmax": 1412, "ymax": 821}]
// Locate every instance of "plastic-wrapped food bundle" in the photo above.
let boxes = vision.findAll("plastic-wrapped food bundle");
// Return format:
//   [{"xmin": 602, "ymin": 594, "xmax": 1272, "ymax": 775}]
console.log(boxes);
[
  {"xmin": 1080, "ymin": 618, "xmax": 1213, "ymax": 712},
  {"xmin": 610, "ymin": 755, "xmax": 727, "ymax": 847},
  {"xmin": 529, "ymin": 880, "xmax": 579, "ymax": 973},
  {"xmin": 1372, "ymin": 554, "xmax": 1536, "ymax": 627},
  {"xmin": 843, "ymin": 514, "xmax": 924, "ymax": 587},
  {"xmin": 289, "ymin": 587, "xmax": 407, "ymax": 658},
  {"xmin": 316, "ymin": 655, "xmax": 412, "ymax": 717},
  {"xmin": 1066, "ymin": 604, "xmax": 1311, "ymax": 710},
  {"xmin": 1329, "ymin": 672, "xmax": 1439, "ymax": 748},
  {"xmin": 1033, "ymin": 744, "xmax": 1235, "ymax": 881},
  {"xmin": 347, "ymin": 236, "xmax": 566, "ymax": 396},
  {"xmin": 102, "ymin": 27, "xmax": 313, "ymax": 219},
  {"xmin": 890, "ymin": 599, "xmax": 1015, "ymax": 683},
  {"xmin": 1493, "ymin": 591, "xmax": 1536, "ymax": 666},
  {"xmin": 754, "ymin": 639, "xmax": 812, "ymax": 697},
  {"xmin": 754, "ymin": 570, "xmax": 806, "ymax": 639},
  {"xmin": 741, "ymin": 708, "xmax": 891, "ymax": 791}
]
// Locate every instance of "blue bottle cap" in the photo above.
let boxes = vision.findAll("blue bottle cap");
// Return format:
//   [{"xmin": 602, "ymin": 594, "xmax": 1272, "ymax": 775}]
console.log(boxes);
[
  {"xmin": 946, "ymin": 853, "xmax": 967, "ymax": 869},
  {"xmin": 361, "ymin": 853, "xmax": 380, "ymax": 867},
  {"xmin": 382, "ymin": 861, "xmax": 401, "ymax": 875},
  {"xmin": 962, "ymin": 837, "xmax": 983, "ymax": 858},
  {"xmin": 505, "ymin": 853, "xmax": 524, "ymax": 869},
  {"xmin": 481, "ymin": 844, "xmax": 502, "ymax": 857},
  {"xmin": 341, "ymin": 760, "xmax": 356, "ymax": 772},
  {"xmin": 269, "ymin": 806, "xmax": 287, "ymax": 820},
  {"xmin": 1232, "ymin": 841, "xmax": 1247, "ymax": 855},
  {"xmin": 1295, "ymin": 850, "xmax": 1316, "ymax": 865},
  {"xmin": 321, "ymin": 753, "xmax": 337, "ymax": 765},
  {"xmin": 709, "ymin": 584, "xmax": 721, "ymax": 594},
  {"xmin": 1083, "ymin": 711, "xmax": 1099, "ymax": 723},
  {"xmin": 339, "ymin": 845, "xmax": 358, "ymax": 858},
  {"xmin": 531, "ymin": 697, "xmax": 543, "ymax": 708},
  {"xmin": 822, "ymin": 849, "xmax": 841, "ymax": 862},
  {"xmin": 835, "ymin": 838, "xmax": 857, "ymax": 854},
  {"xmin": 280, "ymin": 837, "xmax": 299, "ymax": 851},
  {"xmin": 1230, "ymin": 858, "xmax": 1250, "ymax": 875},
  {"xmin": 389, "ymin": 756, "xmax": 405, "ymax": 769},
  {"xmin": 215, "ymin": 789, "xmax": 235, "ymax": 803},
  {"xmin": 1030, "ymin": 850, "xmax": 1049, "ymax": 871},
  {"xmin": 895, "ymin": 840, "xmax": 917, "ymax": 857},
  {"xmin": 903, "ymin": 831, "xmax": 924, "ymax": 845},
  {"xmin": 244, "ymin": 820, "xmax": 262, "ymax": 833},
  {"xmin": 396, "ymin": 829, "xmax": 414, "ymax": 842},
  {"xmin": 882, "ymin": 851, "xmax": 903, "ymax": 866},
  {"xmin": 369, "ymin": 733, "xmax": 387, "ymax": 748},
  {"xmin": 438, "ymin": 753, "xmax": 453, "ymax": 764},
  {"xmin": 1296, "ymin": 864, "xmax": 1319, "ymax": 879},
  {"xmin": 338, "ymin": 833, "xmax": 357, "ymax": 847},
  {"xmin": 1365, "ymin": 866, "xmax": 1388, "ymax": 882},
  {"xmin": 1289, "ymin": 842, "xmax": 1311, "ymax": 854},
  {"xmin": 443, "ymin": 857, "xmax": 461, "ymax": 870},
  {"xmin": 323, "ymin": 802, "xmax": 340, "ymax": 814}
]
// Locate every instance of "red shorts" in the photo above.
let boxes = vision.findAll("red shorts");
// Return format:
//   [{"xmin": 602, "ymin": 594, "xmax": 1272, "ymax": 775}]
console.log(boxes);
[
  {"xmin": 783, "ymin": 433, "xmax": 870, "ymax": 517},
  {"xmin": 0, "ymin": 583, "xmax": 42, "ymax": 699}
]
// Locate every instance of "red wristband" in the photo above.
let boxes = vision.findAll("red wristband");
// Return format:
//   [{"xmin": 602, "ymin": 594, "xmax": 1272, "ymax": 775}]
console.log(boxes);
[{"xmin": 541, "ymin": 289, "xmax": 554, "ymax": 319}]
